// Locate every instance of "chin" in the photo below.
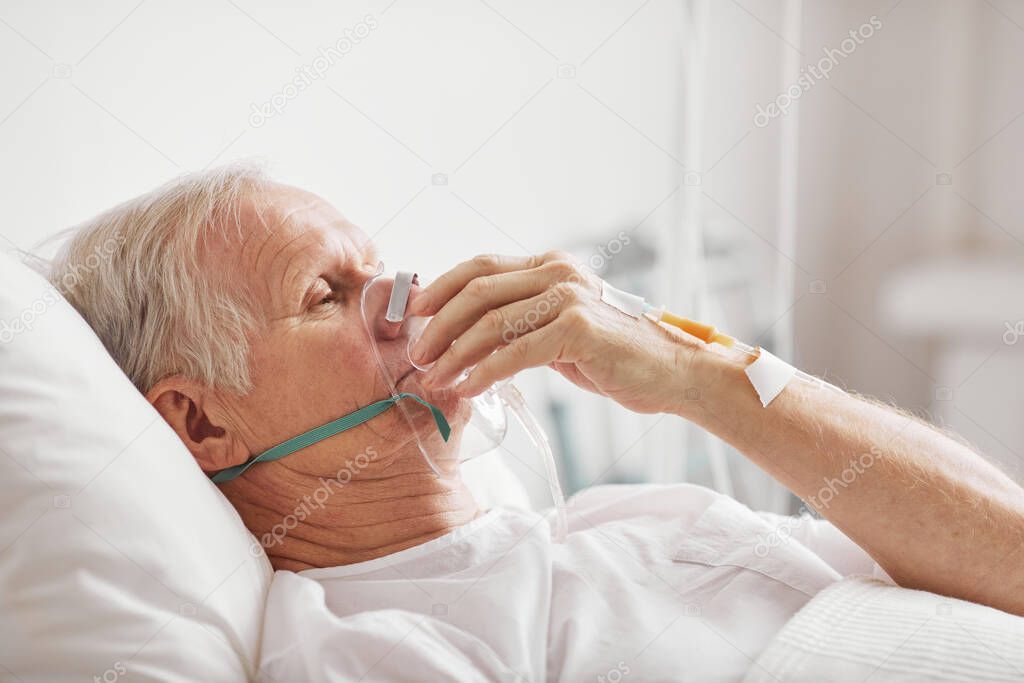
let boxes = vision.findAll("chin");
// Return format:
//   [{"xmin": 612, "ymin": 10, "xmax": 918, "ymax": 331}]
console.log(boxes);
[
  {"xmin": 396, "ymin": 371, "xmax": 471, "ymax": 428},
  {"xmin": 390, "ymin": 371, "xmax": 470, "ymax": 474}
]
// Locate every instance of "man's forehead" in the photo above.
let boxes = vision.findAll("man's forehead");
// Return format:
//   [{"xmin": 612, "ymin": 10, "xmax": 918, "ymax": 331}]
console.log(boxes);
[{"xmin": 236, "ymin": 184, "xmax": 371, "ymax": 275}]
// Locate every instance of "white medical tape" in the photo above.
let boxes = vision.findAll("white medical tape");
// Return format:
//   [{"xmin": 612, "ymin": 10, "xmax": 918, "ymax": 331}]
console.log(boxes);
[
  {"xmin": 600, "ymin": 280, "xmax": 646, "ymax": 318},
  {"xmin": 744, "ymin": 348, "xmax": 797, "ymax": 407}
]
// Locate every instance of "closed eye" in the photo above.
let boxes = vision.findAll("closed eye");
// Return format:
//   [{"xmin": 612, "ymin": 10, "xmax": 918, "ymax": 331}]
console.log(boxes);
[
  {"xmin": 304, "ymin": 269, "xmax": 356, "ymax": 313},
  {"xmin": 316, "ymin": 288, "xmax": 340, "ymax": 306},
  {"xmin": 305, "ymin": 278, "xmax": 337, "ymax": 309},
  {"xmin": 311, "ymin": 278, "xmax": 353, "ymax": 309}
]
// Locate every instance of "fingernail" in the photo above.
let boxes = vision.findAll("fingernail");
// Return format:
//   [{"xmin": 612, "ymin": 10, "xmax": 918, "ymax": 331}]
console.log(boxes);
[{"xmin": 410, "ymin": 341, "xmax": 426, "ymax": 363}]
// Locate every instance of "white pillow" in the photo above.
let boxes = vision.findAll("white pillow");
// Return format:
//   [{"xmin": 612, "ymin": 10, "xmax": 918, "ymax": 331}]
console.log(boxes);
[{"xmin": 0, "ymin": 251, "xmax": 272, "ymax": 681}]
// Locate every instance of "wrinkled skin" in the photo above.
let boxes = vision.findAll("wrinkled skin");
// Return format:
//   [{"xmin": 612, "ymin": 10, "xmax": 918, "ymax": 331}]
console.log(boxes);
[{"xmin": 147, "ymin": 183, "xmax": 697, "ymax": 570}]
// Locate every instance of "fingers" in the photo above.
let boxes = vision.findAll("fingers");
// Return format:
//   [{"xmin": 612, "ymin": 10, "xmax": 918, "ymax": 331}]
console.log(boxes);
[
  {"xmin": 421, "ymin": 290, "xmax": 564, "ymax": 388},
  {"xmin": 454, "ymin": 321, "xmax": 569, "ymax": 397},
  {"xmin": 411, "ymin": 262, "xmax": 577, "ymax": 366},
  {"xmin": 408, "ymin": 254, "xmax": 537, "ymax": 318}
]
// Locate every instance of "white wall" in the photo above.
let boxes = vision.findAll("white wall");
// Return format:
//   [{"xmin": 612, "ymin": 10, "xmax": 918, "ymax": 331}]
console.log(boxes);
[
  {"xmin": 0, "ymin": 0, "xmax": 684, "ymax": 270},
  {"xmin": 0, "ymin": 0, "xmax": 699, "ymax": 508},
  {"xmin": 6, "ymin": 0, "xmax": 1018, "ymax": 506}
]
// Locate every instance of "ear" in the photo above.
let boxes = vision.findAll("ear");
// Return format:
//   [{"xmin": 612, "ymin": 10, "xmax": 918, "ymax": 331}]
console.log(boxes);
[{"xmin": 145, "ymin": 377, "xmax": 249, "ymax": 473}]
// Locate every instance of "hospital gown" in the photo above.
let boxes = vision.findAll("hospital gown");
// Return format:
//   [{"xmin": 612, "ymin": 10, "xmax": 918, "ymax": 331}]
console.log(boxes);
[{"xmin": 258, "ymin": 483, "xmax": 879, "ymax": 682}]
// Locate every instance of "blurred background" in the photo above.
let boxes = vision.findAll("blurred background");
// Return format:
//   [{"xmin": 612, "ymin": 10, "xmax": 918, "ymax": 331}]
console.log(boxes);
[{"xmin": 2, "ymin": 0, "xmax": 1022, "ymax": 512}]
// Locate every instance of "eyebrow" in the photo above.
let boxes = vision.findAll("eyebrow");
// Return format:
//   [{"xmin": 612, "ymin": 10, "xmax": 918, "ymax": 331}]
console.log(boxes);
[{"xmin": 293, "ymin": 238, "xmax": 380, "ymax": 310}]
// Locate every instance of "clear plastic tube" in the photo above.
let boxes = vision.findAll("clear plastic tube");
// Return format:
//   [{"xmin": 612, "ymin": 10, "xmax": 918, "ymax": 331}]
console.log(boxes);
[
  {"xmin": 498, "ymin": 383, "xmax": 568, "ymax": 543},
  {"xmin": 643, "ymin": 304, "xmax": 843, "ymax": 395}
]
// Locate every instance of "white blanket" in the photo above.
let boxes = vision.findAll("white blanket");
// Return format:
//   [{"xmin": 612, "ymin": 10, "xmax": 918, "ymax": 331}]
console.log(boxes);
[
  {"xmin": 742, "ymin": 576, "xmax": 1024, "ymax": 682},
  {"xmin": 259, "ymin": 484, "xmax": 854, "ymax": 682}
]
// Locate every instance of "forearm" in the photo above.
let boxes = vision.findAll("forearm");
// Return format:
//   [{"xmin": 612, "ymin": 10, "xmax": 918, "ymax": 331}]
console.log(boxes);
[
  {"xmin": 679, "ymin": 345, "xmax": 1024, "ymax": 615},
  {"xmin": 410, "ymin": 250, "xmax": 1024, "ymax": 613}
]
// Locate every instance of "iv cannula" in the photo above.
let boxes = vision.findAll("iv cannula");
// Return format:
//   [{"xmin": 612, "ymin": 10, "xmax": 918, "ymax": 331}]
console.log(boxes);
[{"xmin": 642, "ymin": 304, "xmax": 842, "ymax": 393}]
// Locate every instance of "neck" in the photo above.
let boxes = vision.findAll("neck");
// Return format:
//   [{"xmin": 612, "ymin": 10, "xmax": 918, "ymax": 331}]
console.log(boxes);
[{"xmin": 227, "ymin": 456, "xmax": 481, "ymax": 571}]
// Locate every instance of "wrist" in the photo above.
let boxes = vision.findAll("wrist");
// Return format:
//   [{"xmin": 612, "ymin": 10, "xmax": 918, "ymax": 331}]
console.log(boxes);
[{"xmin": 672, "ymin": 343, "xmax": 755, "ymax": 421}]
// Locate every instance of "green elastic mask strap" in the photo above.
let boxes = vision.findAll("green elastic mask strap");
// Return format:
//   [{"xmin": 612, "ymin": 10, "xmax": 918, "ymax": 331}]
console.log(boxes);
[{"xmin": 209, "ymin": 392, "xmax": 450, "ymax": 484}]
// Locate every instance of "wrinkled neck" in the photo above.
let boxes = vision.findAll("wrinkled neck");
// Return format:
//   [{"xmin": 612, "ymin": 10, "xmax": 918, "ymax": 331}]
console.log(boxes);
[{"xmin": 227, "ymin": 459, "xmax": 480, "ymax": 571}]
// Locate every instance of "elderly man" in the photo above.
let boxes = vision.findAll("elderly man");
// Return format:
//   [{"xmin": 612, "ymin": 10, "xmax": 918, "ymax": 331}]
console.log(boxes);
[{"xmin": 49, "ymin": 165, "xmax": 1024, "ymax": 681}]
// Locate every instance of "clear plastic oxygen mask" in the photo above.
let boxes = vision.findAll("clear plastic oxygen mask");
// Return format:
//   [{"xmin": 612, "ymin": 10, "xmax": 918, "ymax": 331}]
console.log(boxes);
[{"xmin": 361, "ymin": 263, "xmax": 568, "ymax": 541}]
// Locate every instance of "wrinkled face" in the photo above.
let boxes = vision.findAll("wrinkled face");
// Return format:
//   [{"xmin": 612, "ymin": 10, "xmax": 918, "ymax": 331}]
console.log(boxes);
[{"xmin": 216, "ymin": 183, "xmax": 468, "ymax": 479}]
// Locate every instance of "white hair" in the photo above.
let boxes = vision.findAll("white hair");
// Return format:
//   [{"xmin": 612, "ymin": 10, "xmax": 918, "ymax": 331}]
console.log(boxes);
[{"xmin": 46, "ymin": 162, "xmax": 271, "ymax": 395}]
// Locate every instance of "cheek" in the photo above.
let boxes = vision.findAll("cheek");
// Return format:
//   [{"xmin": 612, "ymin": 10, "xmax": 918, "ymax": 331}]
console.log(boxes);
[
  {"xmin": 250, "ymin": 321, "xmax": 381, "ymax": 413},
  {"xmin": 301, "ymin": 327, "xmax": 380, "ymax": 405}
]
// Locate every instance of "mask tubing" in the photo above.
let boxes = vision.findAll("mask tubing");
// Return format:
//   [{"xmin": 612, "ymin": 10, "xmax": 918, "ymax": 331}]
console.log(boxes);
[{"xmin": 499, "ymin": 383, "xmax": 568, "ymax": 543}]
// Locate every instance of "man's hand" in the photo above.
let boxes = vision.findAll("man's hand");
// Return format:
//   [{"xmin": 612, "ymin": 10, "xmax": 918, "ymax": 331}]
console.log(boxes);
[
  {"xmin": 407, "ymin": 251, "xmax": 699, "ymax": 415},
  {"xmin": 411, "ymin": 251, "xmax": 1024, "ymax": 617}
]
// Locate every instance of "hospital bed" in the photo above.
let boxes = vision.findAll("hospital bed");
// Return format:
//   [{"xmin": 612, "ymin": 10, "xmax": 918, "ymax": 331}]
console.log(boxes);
[{"xmin": 2, "ymin": 250, "xmax": 1023, "ymax": 681}]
